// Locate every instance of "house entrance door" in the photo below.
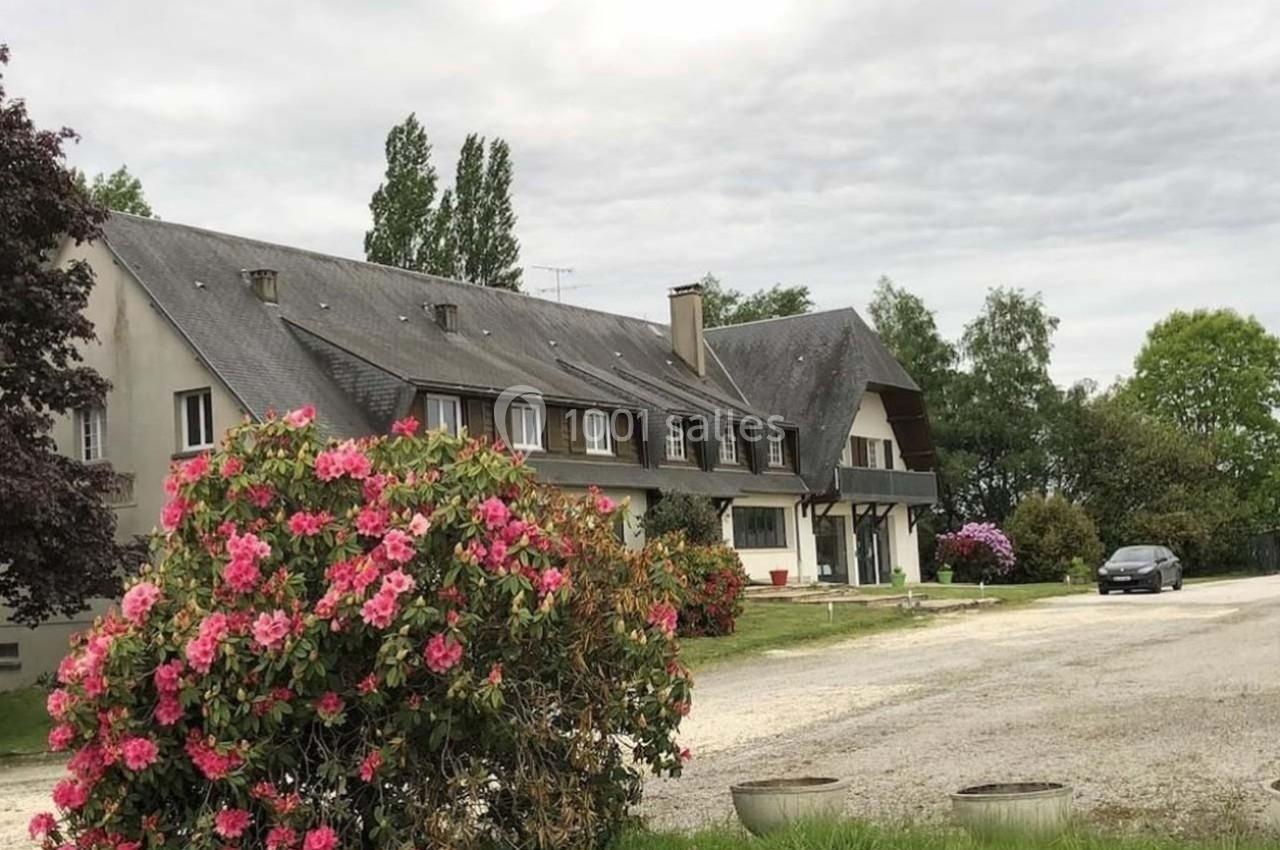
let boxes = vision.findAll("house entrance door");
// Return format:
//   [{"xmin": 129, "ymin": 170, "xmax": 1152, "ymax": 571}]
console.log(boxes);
[
  {"xmin": 855, "ymin": 510, "xmax": 893, "ymax": 584},
  {"xmin": 814, "ymin": 515, "xmax": 848, "ymax": 583}
]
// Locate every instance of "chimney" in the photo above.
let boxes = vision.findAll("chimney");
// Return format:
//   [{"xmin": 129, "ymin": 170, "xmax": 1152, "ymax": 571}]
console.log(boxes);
[
  {"xmin": 434, "ymin": 303, "xmax": 459, "ymax": 333},
  {"xmin": 247, "ymin": 268, "xmax": 279, "ymax": 304},
  {"xmin": 668, "ymin": 283, "xmax": 705, "ymax": 376}
]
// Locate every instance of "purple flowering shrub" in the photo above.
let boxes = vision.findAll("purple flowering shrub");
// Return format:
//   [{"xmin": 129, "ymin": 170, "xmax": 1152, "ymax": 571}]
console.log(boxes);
[{"xmin": 936, "ymin": 522, "xmax": 1016, "ymax": 583}]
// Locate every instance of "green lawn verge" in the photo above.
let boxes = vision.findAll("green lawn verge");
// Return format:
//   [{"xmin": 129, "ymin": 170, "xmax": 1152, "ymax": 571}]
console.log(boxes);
[
  {"xmin": 856, "ymin": 582, "xmax": 1090, "ymax": 603},
  {"xmin": 678, "ymin": 602, "xmax": 922, "ymax": 669},
  {"xmin": 616, "ymin": 820, "xmax": 1278, "ymax": 850},
  {"xmin": 0, "ymin": 685, "xmax": 50, "ymax": 757}
]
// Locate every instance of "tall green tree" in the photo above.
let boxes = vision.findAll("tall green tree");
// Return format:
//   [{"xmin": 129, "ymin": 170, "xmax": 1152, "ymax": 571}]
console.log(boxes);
[
  {"xmin": 1125, "ymin": 309, "xmax": 1280, "ymax": 526},
  {"xmin": 73, "ymin": 165, "xmax": 153, "ymax": 217},
  {"xmin": 450, "ymin": 135, "xmax": 521, "ymax": 290},
  {"xmin": 0, "ymin": 45, "xmax": 141, "ymax": 624},
  {"xmin": 365, "ymin": 113, "xmax": 438, "ymax": 272},
  {"xmin": 698, "ymin": 273, "xmax": 813, "ymax": 327},
  {"xmin": 867, "ymin": 276, "xmax": 957, "ymax": 401},
  {"xmin": 948, "ymin": 288, "xmax": 1062, "ymax": 523}
]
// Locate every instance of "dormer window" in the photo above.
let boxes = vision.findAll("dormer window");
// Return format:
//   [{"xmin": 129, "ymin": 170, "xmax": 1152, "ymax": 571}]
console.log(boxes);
[
  {"xmin": 510, "ymin": 403, "xmax": 544, "ymax": 452},
  {"xmin": 584, "ymin": 409, "xmax": 612, "ymax": 455},
  {"xmin": 665, "ymin": 418, "xmax": 686, "ymax": 461},
  {"xmin": 425, "ymin": 393, "xmax": 461, "ymax": 436},
  {"xmin": 718, "ymin": 418, "xmax": 737, "ymax": 465},
  {"xmin": 768, "ymin": 430, "xmax": 785, "ymax": 468}
]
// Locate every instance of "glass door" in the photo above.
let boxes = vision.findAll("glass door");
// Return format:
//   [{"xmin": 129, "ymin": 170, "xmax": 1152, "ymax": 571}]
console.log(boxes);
[
  {"xmin": 855, "ymin": 510, "xmax": 894, "ymax": 585},
  {"xmin": 814, "ymin": 515, "xmax": 848, "ymax": 583}
]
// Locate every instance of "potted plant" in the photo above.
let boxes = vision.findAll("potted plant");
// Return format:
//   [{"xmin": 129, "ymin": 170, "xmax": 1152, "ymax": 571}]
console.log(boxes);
[
  {"xmin": 890, "ymin": 566, "xmax": 907, "ymax": 589},
  {"xmin": 937, "ymin": 563, "xmax": 954, "ymax": 584},
  {"xmin": 769, "ymin": 568, "xmax": 789, "ymax": 587}
]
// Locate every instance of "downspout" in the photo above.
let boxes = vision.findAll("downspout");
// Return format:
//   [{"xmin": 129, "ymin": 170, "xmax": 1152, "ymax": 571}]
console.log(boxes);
[{"xmin": 794, "ymin": 500, "xmax": 804, "ymax": 584}]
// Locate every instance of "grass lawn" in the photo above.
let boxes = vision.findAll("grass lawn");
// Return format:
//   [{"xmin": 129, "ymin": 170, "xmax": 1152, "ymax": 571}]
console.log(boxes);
[
  {"xmin": 679, "ymin": 582, "xmax": 1087, "ymax": 670},
  {"xmin": 616, "ymin": 820, "xmax": 1279, "ymax": 850},
  {"xmin": 0, "ymin": 685, "xmax": 50, "ymax": 757}
]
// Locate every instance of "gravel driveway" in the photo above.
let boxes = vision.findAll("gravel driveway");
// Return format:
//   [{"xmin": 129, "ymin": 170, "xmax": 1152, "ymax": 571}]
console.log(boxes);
[
  {"xmin": 644, "ymin": 575, "xmax": 1280, "ymax": 837},
  {"xmin": 2, "ymin": 577, "xmax": 1277, "ymax": 846}
]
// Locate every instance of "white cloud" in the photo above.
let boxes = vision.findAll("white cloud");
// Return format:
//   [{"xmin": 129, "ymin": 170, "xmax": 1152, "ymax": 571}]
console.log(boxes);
[{"xmin": 5, "ymin": 0, "xmax": 1279, "ymax": 385}]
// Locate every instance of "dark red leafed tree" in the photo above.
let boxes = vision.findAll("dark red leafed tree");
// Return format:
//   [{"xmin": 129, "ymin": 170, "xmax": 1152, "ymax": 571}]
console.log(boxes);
[{"xmin": 0, "ymin": 45, "xmax": 139, "ymax": 625}]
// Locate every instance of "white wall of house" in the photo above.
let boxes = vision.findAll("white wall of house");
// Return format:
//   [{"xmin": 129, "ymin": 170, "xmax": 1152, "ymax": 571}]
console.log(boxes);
[
  {"xmin": 722, "ymin": 494, "xmax": 810, "ymax": 583},
  {"xmin": 846, "ymin": 391, "xmax": 908, "ymax": 468},
  {"xmin": 1, "ymin": 240, "xmax": 247, "ymax": 691}
]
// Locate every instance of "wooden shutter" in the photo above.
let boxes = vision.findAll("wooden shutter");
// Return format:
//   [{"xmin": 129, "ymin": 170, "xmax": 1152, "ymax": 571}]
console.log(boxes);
[
  {"xmin": 853, "ymin": 437, "xmax": 868, "ymax": 467},
  {"xmin": 464, "ymin": 398, "xmax": 495, "ymax": 441},
  {"xmin": 883, "ymin": 439, "xmax": 895, "ymax": 470},
  {"xmin": 546, "ymin": 406, "xmax": 568, "ymax": 453}
]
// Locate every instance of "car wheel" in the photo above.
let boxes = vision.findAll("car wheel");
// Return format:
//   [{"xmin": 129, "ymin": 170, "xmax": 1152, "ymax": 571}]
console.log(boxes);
[
  {"xmin": 1173, "ymin": 571, "xmax": 1183, "ymax": 591},
  {"xmin": 1098, "ymin": 587, "xmax": 1110, "ymax": 595},
  {"xmin": 1150, "ymin": 575, "xmax": 1162, "ymax": 594},
  {"xmin": 1123, "ymin": 588, "xmax": 1132, "ymax": 593}
]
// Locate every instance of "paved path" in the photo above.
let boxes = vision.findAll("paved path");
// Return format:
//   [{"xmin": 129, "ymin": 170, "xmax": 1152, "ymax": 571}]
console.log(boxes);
[{"xmin": 643, "ymin": 576, "xmax": 1280, "ymax": 837}]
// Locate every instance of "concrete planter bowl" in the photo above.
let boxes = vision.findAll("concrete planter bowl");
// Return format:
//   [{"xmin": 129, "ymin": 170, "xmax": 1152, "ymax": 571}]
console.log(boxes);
[
  {"xmin": 950, "ymin": 782, "xmax": 1073, "ymax": 835},
  {"xmin": 730, "ymin": 777, "xmax": 850, "ymax": 836},
  {"xmin": 1263, "ymin": 779, "xmax": 1280, "ymax": 830}
]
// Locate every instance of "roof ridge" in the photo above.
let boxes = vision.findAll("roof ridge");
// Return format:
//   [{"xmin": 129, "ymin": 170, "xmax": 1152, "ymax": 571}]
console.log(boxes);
[
  {"xmin": 704, "ymin": 306, "xmax": 856, "ymax": 332},
  {"xmin": 106, "ymin": 212, "xmax": 680, "ymax": 332}
]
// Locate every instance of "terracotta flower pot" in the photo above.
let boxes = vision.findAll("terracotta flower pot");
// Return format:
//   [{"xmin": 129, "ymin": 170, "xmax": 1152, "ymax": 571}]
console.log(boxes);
[{"xmin": 769, "ymin": 569, "xmax": 789, "ymax": 587}]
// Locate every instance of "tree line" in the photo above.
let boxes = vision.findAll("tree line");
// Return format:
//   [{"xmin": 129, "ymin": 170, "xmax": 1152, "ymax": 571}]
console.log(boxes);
[{"xmin": 869, "ymin": 278, "xmax": 1280, "ymax": 574}]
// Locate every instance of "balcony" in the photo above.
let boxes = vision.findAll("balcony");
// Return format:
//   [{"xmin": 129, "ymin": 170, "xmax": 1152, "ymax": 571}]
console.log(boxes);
[{"xmin": 836, "ymin": 466, "xmax": 937, "ymax": 505}]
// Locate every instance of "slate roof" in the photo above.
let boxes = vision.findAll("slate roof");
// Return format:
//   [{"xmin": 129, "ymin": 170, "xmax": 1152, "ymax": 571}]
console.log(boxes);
[
  {"xmin": 99, "ymin": 213, "xmax": 810, "ymax": 494},
  {"xmin": 705, "ymin": 308, "xmax": 923, "ymax": 492}
]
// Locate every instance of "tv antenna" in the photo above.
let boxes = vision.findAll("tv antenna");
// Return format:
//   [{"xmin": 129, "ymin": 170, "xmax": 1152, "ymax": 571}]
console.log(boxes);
[{"xmin": 531, "ymin": 265, "xmax": 579, "ymax": 302}]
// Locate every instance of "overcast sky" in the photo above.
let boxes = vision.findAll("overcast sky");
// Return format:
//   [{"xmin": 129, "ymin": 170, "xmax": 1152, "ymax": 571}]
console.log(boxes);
[{"xmin": 7, "ymin": 1, "xmax": 1279, "ymax": 386}]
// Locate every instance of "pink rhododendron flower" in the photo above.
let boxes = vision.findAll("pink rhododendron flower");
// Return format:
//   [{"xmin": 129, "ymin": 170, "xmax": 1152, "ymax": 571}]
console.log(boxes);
[
  {"xmin": 220, "ymin": 455, "xmax": 244, "ymax": 478},
  {"xmin": 160, "ymin": 497, "xmax": 189, "ymax": 531},
  {"xmin": 391, "ymin": 415, "xmax": 420, "ymax": 437},
  {"xmin": 288, "ymin": 510, "xmax": 329, "ymax": 537},
  {"xmin": 647, "ymin": 602, "xmax": 678, "ymax": 637},
  {"xmin": 27, "ymin": 812, "xmax": 56, "ymax": 842},
  {"xmin": 152, "ymin": 659, "xmax": 184, "ymax": 693},
  {"xmin": 121, "ymin": 582, "xmax": 161, "ymax": 626},
  {"xmin": 381, "ymin": 529, "xmax": 415, "ymax": 563},
  {"xmin": 537, "ymin": 568, "xmax": 565, "ymax": 597},
  {"xmin": 303, "ymin": 825, "xmax": 338, "ymax": 850},
  {"xmin": 155, "ymin": 695, "xmax": 183, "ymax": 726},
  {"xmin": 487, "ymin": 663, "xmax": 503, "ymax": 686},
  {"xmin": 227, "ymin": 530, "xmax": 271, "ymax": 563},
  {"xmin": 48, "ymin": 724, "xmax": 76, "ymax": 752},
  {"xmin": 423, "ymin": 633, "xmax": 463, "ymax": 674},
  {"xmin": 246, "ymin": 483, "xmax": 275, "ymax": 508},
  {"xmin": 408, "ymin": 512, "xmax": 430, "ymax": 537},
  {"xmin": 121, "ymin": 736, "xmax": 158, "ymax": 771},
  {"xmin": 252, "ymin": 610, "xmax": 292, "ymax": 651},
  {"xmin": 357, "ymin": 673, "xmax": 379, "ymax": 695},
  {"xmin": 595, "ymin": 495, "xmax": 617, "ymax": 513},
  {"xmin": 359, "ymin": 590, "xmax": 397, "ymax": 629},
  {"xmin": 185, "ymin": 736, "xmax": 242, "ymax": 780},
  {"xmin": 266, "ymin": 825, "xmax": 298, "ymax": 850},
  {"xmin": 46, "ymin": 688, "xmax": 72, "ymax": 720},
  {"xmin": 222, "ymin": 558, "xmax": 261, "ymax": 593},
  {"xmin": 355, "ymin": 505, "xmax": 387, "ymax": 537},
  {"xmin": 476, "ymin": 496, "xmax": 509, "ymax": 530},
  {"xmin": 358, "ymin": 749, "xmax": 382, "ymax": 782},
  {"xmin": 52, "ymin": 778, "xmax": 90, "ymax": 811},
  {"xmin": 179, "ymin": 453, "xmax": 211, "ymax": 483},
  {"xmin": 381, "ymin": 569, "xmax": 415, "ymax": 596},
  {"xmin": 315, "ymin": 691, "xmax": 344, "ymax": 720},
  {"xmin": 283, "ymin": 404, "xmax": 316, "ymax": 428},
  {"xmin": 214, "ymin": 808, "xmax": 252, "ymax": 839},
  {"xmin": 314, "ymin": 441, "xmax": 370, "ymax": 482}
]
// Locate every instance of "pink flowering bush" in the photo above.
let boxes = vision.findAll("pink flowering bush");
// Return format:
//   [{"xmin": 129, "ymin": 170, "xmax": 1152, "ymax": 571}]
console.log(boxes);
[
  {"xmin": 33, "ymin": 410, "xmax": 690, "ymax": 850},
  {"xmin": 663, "ymin": 537, "xmax": 749, "ymax": 638},
  {"xmin": 936, "ymin": 521, "xmax": 1017, "ymax": 583}
]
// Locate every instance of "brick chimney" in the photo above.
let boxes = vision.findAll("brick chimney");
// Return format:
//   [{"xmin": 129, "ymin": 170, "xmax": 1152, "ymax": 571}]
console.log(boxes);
[
  {"xmin": 668, "ymin": 283, "xmax": 705, "ymax": 376},
  {"xmin": 247, "ymin": 268, "xmax": 279, "ymax": 304}
]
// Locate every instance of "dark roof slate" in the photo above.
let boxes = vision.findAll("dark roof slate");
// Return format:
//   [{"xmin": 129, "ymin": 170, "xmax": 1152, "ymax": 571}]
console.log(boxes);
[{"xmin": 705, "ymin": 308, "xmax": 919, "ymax": 491}]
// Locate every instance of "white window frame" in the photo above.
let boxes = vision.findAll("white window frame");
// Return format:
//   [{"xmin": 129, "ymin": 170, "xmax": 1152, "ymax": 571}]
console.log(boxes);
[
  {"xmin": 178, "ymin": 389, "xmax": 215, "ymax": 452},
  {"xmin": 78, "ymin": 406, "xmax": 106, "ymax": 462},
  {"xmin": 768, "ymin": 430, "xmax": 785, "ymax": 468},
  {"xmin": 510, "ymin": 403, "xmax": 544, "ymax": 452},
  {"xmin": 665, "ymin": 418, "xmax": 686, "ymax": 461},
  {"xmin": 583, "ymin": 409, "xmax": 612, "ymax": 456},
  {"xmin": 866, "ymin": 439, "xmax": 880, "ymax": 470},
  {"xmin": 718, "ymin": 419, "xmax": 737, "ymax": 465},
  {"xmin": 425, "ymin": 393, "xmax": 462, "ymax": 435}
]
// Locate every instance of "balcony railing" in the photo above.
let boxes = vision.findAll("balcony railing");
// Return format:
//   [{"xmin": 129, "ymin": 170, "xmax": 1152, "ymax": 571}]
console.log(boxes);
[
  {"xmin": 104, "ymin": 472, "xmax": 136, "ymax": 507},
  {"xmin": 836, "ymin": 466, "xmax": 937, "ymax": 505}
]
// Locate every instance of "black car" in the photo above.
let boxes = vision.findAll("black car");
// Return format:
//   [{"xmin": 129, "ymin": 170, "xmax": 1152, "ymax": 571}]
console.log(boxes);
[{"xmin": 1097, "ymin": 545, "xmax": 1183, "ymax": 594}]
